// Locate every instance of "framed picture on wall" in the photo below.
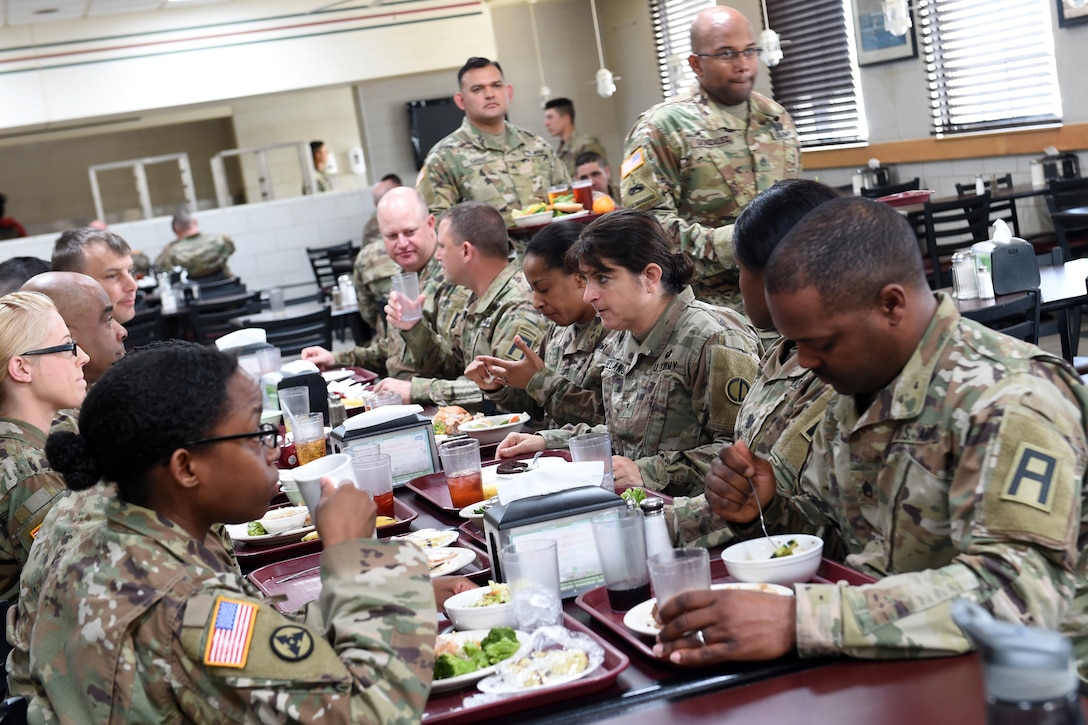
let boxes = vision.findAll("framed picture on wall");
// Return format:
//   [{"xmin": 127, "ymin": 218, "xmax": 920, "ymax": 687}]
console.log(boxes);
[
  {"xmin": 851, "ymin": 0, "xmax": 918, "ymax": 66},
  {"xmin": 1057, "ymin": 0, "xmax": 1088, "ymax": 27}
]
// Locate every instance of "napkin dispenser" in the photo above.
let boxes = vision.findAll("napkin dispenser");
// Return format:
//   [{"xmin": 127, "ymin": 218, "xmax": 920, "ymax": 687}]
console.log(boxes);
[
  {"xmin": 483, "ymin": 486, "xmax": 626, "ymax": 598},
  {"xmin": 328, "ymin": 412, "xmax": 440, "ymax": 486},
  {"xmin": 991, "ymin": 239, "xmax": 1040, "ymax": 295}
]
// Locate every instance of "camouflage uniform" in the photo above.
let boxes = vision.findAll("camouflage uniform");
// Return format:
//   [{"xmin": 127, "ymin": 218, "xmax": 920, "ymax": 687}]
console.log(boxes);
[
  {"xmin": 403, "ymin": 262, "xmax": 547, "ymax": 409},
  {"xmin": 13, "ymin": 486, "xmax": 437, "ymax": 723},
  {"xmin": 0, "ymin": 418, "xmax": 68, "ymax": 602},
  {"xmin": 154, "ymin": 232, "xmax": 236, "ymax": 280},
  {"xmin": 764, "ymin": 295, "xmax": 1087, "ymax": 671},
  {"xmin": 668, "ymin": 336, "xmax": 835, "ymax": 549},
  {"xmin": 350, "ymin": 239, "xmax": 400, "ymax": 339},
  {"xmin": 556, "ymin": 130, "xmax": 608, "ymax": 176},
  {"xmin": 335, "ymin": 255, "xmax": 468, "ymax": 380},
  {"xmin": 538, "ymin": 287, "xmax": 762, "ymax": 497},
  {"xmin": 487, "ymin": 318, "xmax": 610, "ymax": 428},
  {"xmin": 417, "ymin": 118, "xmax": 570, "ymax": 227},
  {"xmin": 620, "ymin": 89, "xmax": 801, "ymax": 308},
  {"xmin": 361, "ymin": 214, "xmax": 382, "ymax": 249}
]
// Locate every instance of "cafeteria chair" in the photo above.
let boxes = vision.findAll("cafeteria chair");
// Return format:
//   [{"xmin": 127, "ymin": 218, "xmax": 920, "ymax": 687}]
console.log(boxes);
[
  {"xmin": 247, "ymin": 305, "xmax": 333, "ymax": 358},
  {"xmin": 123, "ymin": 306, "xmax": 166, "ymax": 350},
  {"xmin": 196, "ymin": 276, "xmax": 247, "ymax": 299},
  {"xmin": 955, "ymin": 172, "xmax": 1019, "ymax": 237},
  {"xmin": 1045, "ymin": 177, "xmax": 1088, "ymax": 259},
  {"xmin": 960, "ymin": 289, "xmax": 1041, "ymax": 345},
  {"xmin": 859, "ymin": 177, "xmax": 920, "ymax": 199},
  {"xmin": 306, "ymin": 241, "xmax": 357, "ymax": 299},
  {"xmin": 921, "ymin": 192, "xmax": 992, "ymax": 288},
  {"xmin": 186, "ymin": 291, "xmax": 262, "ymax": 346}
]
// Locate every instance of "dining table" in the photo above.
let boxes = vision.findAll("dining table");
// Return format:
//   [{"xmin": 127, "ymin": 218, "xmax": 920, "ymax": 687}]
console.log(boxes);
[{"xmin": 246, "ymin": 453, "xmax": 1088, "ymax": 725}]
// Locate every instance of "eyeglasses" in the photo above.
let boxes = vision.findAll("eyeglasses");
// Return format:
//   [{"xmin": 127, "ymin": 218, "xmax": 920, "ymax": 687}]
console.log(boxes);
[
  {"xmin": 184, "ymin": 423, "xmax": 281, "ymax": 450},
  {"xmin": 20, "ymin": 341, "xmax": 79, "ymax": 357},
  {"xmin": 694, "ymin": 48, "xmax": 763, "ymax": 62}
]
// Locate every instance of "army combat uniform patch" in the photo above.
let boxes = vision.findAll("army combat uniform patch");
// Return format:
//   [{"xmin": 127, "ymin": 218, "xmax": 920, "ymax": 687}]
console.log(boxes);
[{"xmin": 204, "ymin": 597, "xmax": 257, "ymax": 668}]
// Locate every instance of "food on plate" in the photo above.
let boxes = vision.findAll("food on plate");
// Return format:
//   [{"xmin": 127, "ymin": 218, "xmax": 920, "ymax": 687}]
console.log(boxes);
[
  {"xmin": 427, "ymin": 548, "xmax": 464, "ymax": 572},
  {"xmin": 301, "ymin": 531, "xmax": 320, "ymax": 542},
  {"xmin": 770, "ymin": 539, "xmax": 799, "ymax": 559},
  {"xmin": 496, "ymin": 459, "xmax": 529, "ymax": 475},
  {"xmin": 552, "ymin": 202, "xmax": 583, "ymax": 214},
  {"xmin": 592, "ymin": 195, "xmax": 616, "ymax": 214},
  {"xmin": 512, "ymin": 203, "xmax": 549, "ymax": 218},
  {"xmin": 433, "ymin": 627, "xmax": 521, "ymax": 680},
  {"xmin": 247, "ymin": 521, "xmax": 268, "ymax": 536},
  {"xmin": 619, "ymin": 487, "xmax": 647, "ymax": 507},
  {"xmin": 461, "ymin": 414, "xmax": 523, "ymax": 431},
  {"xmin": 376, "ymin": 515, "xmax": 397, "ymax": 528},
  {"xmin": 472, "ymin": 581, "xmax": 511, "ymax": 607},
  {"xmin": 432, "ymin": 405, "xmax": 476, "ymax": 435},
  {"xmin": 502, "ymin": 647, "xmax": 590, "ymax": 689},
  {"xmin": 396, "ymin": 528, "xmax": 458, "ymax": 549}
]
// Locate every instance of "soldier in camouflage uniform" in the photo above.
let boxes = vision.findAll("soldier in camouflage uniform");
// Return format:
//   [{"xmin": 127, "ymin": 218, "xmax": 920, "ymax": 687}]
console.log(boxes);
[
  {"xmin": 497, "ymin": 211, "xmax": 761, "ymax": 497},
  {"xmin": 360, "ymin": 173, "xmax": 403, "ymax": 250},
  {"xmin": 380, "ymin": 202, "xmax": 547, "ymax": 409},
  {"xmin": 620, "ymin": 6, "xmax": 801, "ymax": 309},
  {"xmin": 351, "ymin": 238, "xmax": 400, "ymax": 341},
  {"xmin": 0, "ymin": 292, "xmax": 90, "ymax": 603},
  {"xmin": 155, "ymin": 208, "xmax": 235, "ymax": 281},
  {"xmin": 11, "ymin": 343, "xmax": 437, "ymax": 721},
  {"xmin": 543, "ymin": 98, "xmax": 609, "ymax": 176},
  {"xmin": 657, "ymin": 199, "xmax": 1088, "ymax": 686},
  {"xmin": 417, "ymin": 58, "xmax": 570, "ymax": 229},
  {"xmin": 668, "ymin": 180, "xmax": 838, "ymax": 549}
]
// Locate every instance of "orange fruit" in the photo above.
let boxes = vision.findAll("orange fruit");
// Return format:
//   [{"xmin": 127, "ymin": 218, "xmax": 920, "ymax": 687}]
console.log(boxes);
[{"xmin": 592, "ymin": 195, "xmax": 617, "ymax": 214}]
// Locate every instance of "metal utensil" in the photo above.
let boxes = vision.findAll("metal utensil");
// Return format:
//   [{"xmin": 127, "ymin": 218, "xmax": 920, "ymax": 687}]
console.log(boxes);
[
  {"xmin": 524, "ymin": 450, "xmax": 544, "ymax": 470},
  {"xmin": 275, "ymin": 565, "xmax": 320, "ymax": 584},
  {"xmin": 749, "ymin": 476, "xmax": 782, "ymax": 550}
]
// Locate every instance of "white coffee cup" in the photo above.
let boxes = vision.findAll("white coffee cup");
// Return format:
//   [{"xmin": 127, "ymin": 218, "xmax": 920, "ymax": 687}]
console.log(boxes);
[{"xmin": 292, "ymin": 453, "xmax": 357, "ymax": 521}]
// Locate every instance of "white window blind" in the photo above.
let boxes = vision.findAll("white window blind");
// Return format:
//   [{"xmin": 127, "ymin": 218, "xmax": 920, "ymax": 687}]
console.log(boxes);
[
  {"xmin": 765, "ymin": 0, "xmax": 866, "ymax": 147},
  {"xmin": 649, "ymin": 0, "xmax": 715, "ymax": 98},
  {"xmin": 919, "ymin": 0, "xmax": 1061, "ymax": 136}
]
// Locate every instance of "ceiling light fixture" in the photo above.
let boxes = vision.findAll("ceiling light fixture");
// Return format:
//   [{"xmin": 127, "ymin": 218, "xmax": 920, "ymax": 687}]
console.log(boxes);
[
  {"xmin": 758, "ymin": 0, "xmax": 783, "ymax": 66},
  {"xmin": 589, "ymin": 0, "xmax": 618, "ymax": 98},
  {"xmin": 528, "ymin": 1, "xmax": 551, "ymax": 106}
]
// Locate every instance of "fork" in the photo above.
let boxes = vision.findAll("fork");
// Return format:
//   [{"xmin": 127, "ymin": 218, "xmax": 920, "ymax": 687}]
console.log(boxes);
[{"xmin": 749, "ymin": 476, "xmax": 782, "ymax": 550}]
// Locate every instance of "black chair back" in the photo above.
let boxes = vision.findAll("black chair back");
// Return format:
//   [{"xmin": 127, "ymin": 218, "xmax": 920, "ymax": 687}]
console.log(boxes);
[
  {"xmin": 1045, "ymin": 178, "xmax": 1088, "ymax": 258},
  {"xmin": 860, "ymin": 177, "xmax": 921, "ymax": 199},
  {"xmin": 306, "ymin": 242, "xmax": 357, "ymax": 297},
  {"xmin": 922, "ymin": 192, "xmax": 992, "ymax": 288},
  {"xmin": 196, "ymin": 277, "xmax": 246, "ymax": 299},
  {"xmin": 123, "ymin": 307, "xmax": 166, "ymax": 350},
  {"xmin": 955, "ymin": 173, "xmax": 1019, "ymax": 236},
  {"xmin": 251, "ymin": 306, "xmax": 333, "ymax": 357},
  {"xmin": 961, "ymin": 289, "xmax": 1041, "ymax": 344},
  {"xmin": 187, "ymin": 292, "xmax": 262, "ymax": 346}
]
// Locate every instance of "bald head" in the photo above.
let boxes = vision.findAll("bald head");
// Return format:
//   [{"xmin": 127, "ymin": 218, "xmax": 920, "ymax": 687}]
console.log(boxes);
[
  {"xmin": 21, "ymin": 271, "xmax": 126, "ymax": 384},
  {"xmin": 690, "ymin": 6, "xmax": 752, "ymax": 53},
  {"xmin": 377, "ymin": 187, "xmax": 437, "ymax": 274}
]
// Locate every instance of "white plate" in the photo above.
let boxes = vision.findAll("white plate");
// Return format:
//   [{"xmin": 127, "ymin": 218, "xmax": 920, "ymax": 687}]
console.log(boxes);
[
  {"xmin": 427, "ymin": 546, "xmax": 477, "ymax": 578},
  {"xmin": 554, "ymin": 209, "xmax": 590, "ymax": 220},
  {"xmin": 225, "ymin": 522, "xmax": 316, "ymax": 545},
  {"xmin": 458, "ymin": 501, "xmax": 492, "ymax": 525},
  {"xmin": 622, "ymin": 582, "xmax": 794, "ymax": 637},
  {"xmin": 476, "ymin": 647, "xmax": 601, "ymax": 694},
  {"xmin": 394, "ymin": 528, "xmax": 459, "ymax": 549},
  {"xmin": 431, "ymin": 629, "xmax": 530, "ymax": 693},
  {"xmin": 321, "ymin": 369, "xmax": 356, "ymax": 383}
]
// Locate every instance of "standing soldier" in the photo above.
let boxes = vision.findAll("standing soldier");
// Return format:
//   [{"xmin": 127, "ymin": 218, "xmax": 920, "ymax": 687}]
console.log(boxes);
[
  {"xmin": 543, "ymin": 98, "xmax": 608, "ymax": 176},
  {"xmin": 417, "ymin": 58, "xmax": 570, "ymax": 228},
  {"xmin": 621, "ymin": 6, "xmax": 801, "ymax": 309},
  {"xmin": 155, "ymin": 208, "xmax": 236, "ymax": 282}
]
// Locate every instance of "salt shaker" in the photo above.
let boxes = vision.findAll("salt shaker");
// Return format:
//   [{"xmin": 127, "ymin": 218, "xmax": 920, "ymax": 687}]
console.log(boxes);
[
  {"xmin": 640, "ymin": 497, "xmax": 673, "ymax": 561},
  {"xmin": 977, "ymin": 262, "xmax": 995, "ymax": 300},
  {"xmin": 975, "ymin": 174, "xmax": 986, "ymax": 196}
]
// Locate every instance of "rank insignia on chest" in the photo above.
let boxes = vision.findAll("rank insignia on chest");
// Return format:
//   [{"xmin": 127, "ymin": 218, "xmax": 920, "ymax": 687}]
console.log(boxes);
[{"xmin": 204, "ymin": 597, "xmax": 258, "ymax": 668}]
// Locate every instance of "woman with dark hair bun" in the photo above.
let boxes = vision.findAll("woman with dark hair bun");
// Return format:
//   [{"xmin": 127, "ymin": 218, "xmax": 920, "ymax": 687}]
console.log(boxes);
[
  {"xmin": 497, "ymin": 209, "xmax": 763, "ymax": 497},
  {"xmin": 9, "ymin": 342, "xmax": 437, "ymax": 723},
  {"xmin": 465, "ymin": 220, "xmax": 608, "ymax": 428}
]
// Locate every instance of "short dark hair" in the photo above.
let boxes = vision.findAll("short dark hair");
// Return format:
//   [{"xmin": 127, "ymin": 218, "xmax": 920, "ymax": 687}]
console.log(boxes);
[
  {"xmin": 309, "ymin": 140, "xmax": 325, "ymax": 157},
  {"xmin": 544, "ymin": 97, "xmax": 575, "ymax": 122},
  {"xmin": 574, "ymin": 151, "xmax": 606, "ymax": 169},
  {"xmin": 765, "ymin": 197, "xmax": 928, "ymax": 314},
  {"xmin": 734, "ymin": 179, "xmax": 839, "ymax": 271},
  {"xmin": 51, "ymin": 227, "xmax": 132, "ymax": 273},
  {"xmin": 457, "ymin": 57, "xmax": 503, "ymax": 88},
  {"xmin": 0, "ymin": 257, "xmax": 49, "ymax": 296},
  {"xmin": 525, "ymin": 220, "xmax": 582, "ymax": 274},
  {"xmin": 442, "ymin": 202, "xmax": 509, "ymax": 260},
  {"xmin": 46, "ymin": 342, "xmax": 240, "ymax": 506},
  {"xmin": 569, "ymin": 209, "xmax": 694, "ymax": 296},
  {"xmin": 380, "ymin": 173, "xmax": 403, "ymax": 185}
]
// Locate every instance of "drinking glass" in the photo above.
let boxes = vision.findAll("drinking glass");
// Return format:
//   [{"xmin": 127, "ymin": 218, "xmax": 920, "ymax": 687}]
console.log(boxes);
[
  {"xmin": 592, "ymin": 510, "xmax": 651, "ymax": 611},
  {"xmin": 568, "ymin": 432, "xmax": 614, "ymax": 490},
  {"xmin": 350, "ymin": 451, "xmax": 395, "ymax": 517},
  {"xmin": 439, "ymin": 438, "xmax": 484, "ymax": 508},
  {"xmin": 293, "ymin": 412, "xmax": 327, "ymax": 466},
  {"xmin": 278, "ymin": 387, "xmax": 310, "ymax": 434},
  {"xmin": 502, "ymin": 538, "xmax": 563, "ymax": 630},
  {"xmin": 648, "ymin": 548, "xmax": 711, "ymax": 609},
  {"xmin": 390, "ymin": 272, "xmax": 422, "ymax": 322}
]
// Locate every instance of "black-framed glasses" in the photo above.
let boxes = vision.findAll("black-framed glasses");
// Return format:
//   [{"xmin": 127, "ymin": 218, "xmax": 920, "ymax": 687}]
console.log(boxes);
[
  {"xmin": 184, "ymin": 423, "xmax": 280, "ymax": 450},
  {"xmin": 694, "ymin": 48, "xmax": 762, "ymax": 62},
  {"xmin": 20, "ymin": 341, "xmax": 79, "ymax": 357}
]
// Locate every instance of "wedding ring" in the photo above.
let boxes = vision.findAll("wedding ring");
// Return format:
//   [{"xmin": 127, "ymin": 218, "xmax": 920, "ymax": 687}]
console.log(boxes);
[{"xmin": 694, "ymin": 629, "xmax": 707, "ymax": 647}]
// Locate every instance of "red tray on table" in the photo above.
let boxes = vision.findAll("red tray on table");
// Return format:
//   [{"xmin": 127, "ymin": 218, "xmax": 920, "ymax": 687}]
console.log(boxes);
[
  {"xmin": 249, "ymin": 530, "xmax": 493, "ymax": 614},
  {"xmin": 406, "ymin": 451, "xmax": 571, "ymax": 513},
  {"xmin": 423, "ymin": 613, "xmax": 629, "ymax": 724},
  {"xmin": 575, "ymin": 557, "xmax": 876, "ymax": 664}
]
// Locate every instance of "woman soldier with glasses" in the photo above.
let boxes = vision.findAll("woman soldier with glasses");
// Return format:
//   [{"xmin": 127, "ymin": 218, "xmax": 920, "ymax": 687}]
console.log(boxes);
[
  {"xmin": 8, "ymin": 341, "xmax": 438, "ymax": 723},
  {"xmin": 0, "ymin": 291, "xmax": 90, "ymax": 603}
]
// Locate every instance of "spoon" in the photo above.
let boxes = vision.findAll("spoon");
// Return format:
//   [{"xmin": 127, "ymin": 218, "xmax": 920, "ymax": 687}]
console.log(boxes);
[
  {"xmin": 524, "ymin": 450, "xmax": 544, "ymax": 470},
  {"xmin": 748, "ymin": 476, "xmax": 782, "ymax": 550}
]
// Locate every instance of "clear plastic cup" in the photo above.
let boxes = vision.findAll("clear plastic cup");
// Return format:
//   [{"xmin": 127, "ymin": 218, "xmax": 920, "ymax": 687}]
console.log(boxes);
[
  {"xmin": 390, "ymin": 272, "xmax": 422, "ymax": 322},
  {"xmin": 648, "ymin": 548, "xmax": 711, "ymax": 609},
  {"xmin": 502, "ymin": 538, "xmax": 562, "ymax": 630},
  {"xmin": 568, "ymin": 432, "xmax": 614, "ymax": 490}
]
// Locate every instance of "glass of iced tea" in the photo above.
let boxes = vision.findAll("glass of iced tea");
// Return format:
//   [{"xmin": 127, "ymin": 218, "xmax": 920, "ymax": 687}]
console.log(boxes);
[
  {"xmin": 350, "ymin": 451, "xmax": 395, "ymax": 518},
  {"xmin": 571, "ymin": 179, "xmax": 593, "ymax": 209},
  {"xmin": 293, "ymin": 412, "xmax": 327, "ymax": 466},
  {"xmin": 439, "ymin": 438, "xmax": 484, "ymax": 508}
]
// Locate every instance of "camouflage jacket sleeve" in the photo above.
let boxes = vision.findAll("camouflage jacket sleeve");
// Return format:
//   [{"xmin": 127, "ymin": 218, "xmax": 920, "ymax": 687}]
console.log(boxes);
[
  {"xmin": 177, "ymin": 539, "xmax": 436, "ymax": 723},
  {"xmin": 417, "ymin": 147, "xmax": 460, "ymax": 221},
  {"xmin": 0, "ymin": 467, "xmax": 68, "ymax": 601},
  {"xmin": 526, "ymin": 368, "xmax": 605, "ymax": 428}
]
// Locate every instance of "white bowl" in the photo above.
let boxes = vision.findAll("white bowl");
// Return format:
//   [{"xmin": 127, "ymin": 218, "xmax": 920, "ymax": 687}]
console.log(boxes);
[
  {"xmin": 459, "ymin": 412, "xmax": 530, "ymax": 446},
  {"xmin": 512, "ymin": 211, "xmax": 554, "ymax": 228},
  {"xmin": 258, "ymin": 506, "xmax": 309, "ymax": 535},
  {"xmin": 720, "ymin": 534, "xmax": 824, "ymax": 585},
  {"xmin": 443, "ymin": 584, "xmax": 517, "ymax": 631}
]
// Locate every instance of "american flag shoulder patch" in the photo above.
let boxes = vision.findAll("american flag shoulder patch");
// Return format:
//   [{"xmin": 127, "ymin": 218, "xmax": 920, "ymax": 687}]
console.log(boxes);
[{"xmin": 203, "ymin": 597, "xmax": 258, "ymax": 669}]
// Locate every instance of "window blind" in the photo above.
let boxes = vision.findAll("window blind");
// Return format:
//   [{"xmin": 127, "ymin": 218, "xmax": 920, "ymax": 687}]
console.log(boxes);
[
  {"xmin": 649, "ymin": 0, "xmax": 715, "ymax": 98},
  {"xmin": 766, "ymin": 0, "xmax": 866, "ymax": 147},
  {"xmin": 919, "ymin": 0, "xmax": 1061, "ymax": 136}
]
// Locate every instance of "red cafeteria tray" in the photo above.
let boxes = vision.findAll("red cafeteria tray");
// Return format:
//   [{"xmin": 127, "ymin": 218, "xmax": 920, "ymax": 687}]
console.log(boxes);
[
  {"xmin": 423, "ymin": 613, "xmax": 629, "ymax": 724},
  {"xmin": 575, "ymin": 556, "xmax": 876, "ymax": 664},
  {"xmin": 406, "ymin": 450, "xmax": 571, "ymax": 513},
  {"xmin": 249, "ymin": 532, "xmax": 493, "ymax": 614}
]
